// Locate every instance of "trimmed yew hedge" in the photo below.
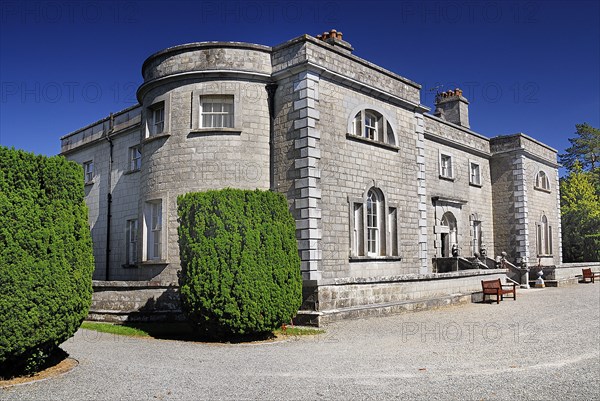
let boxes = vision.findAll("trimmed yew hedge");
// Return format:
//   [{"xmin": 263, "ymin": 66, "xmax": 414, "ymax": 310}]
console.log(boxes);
[
  {"xmin": 0, "ymin": 147, "xmax": 94, "ymax": 376},
  {"xmin": 177, "ymin": 189, "xmax": 302, "ymax": 338}
]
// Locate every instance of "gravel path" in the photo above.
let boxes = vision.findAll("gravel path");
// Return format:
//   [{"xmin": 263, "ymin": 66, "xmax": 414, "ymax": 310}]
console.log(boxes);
[{"xmin": 2, "ymin": 283, "xmax": 599, "ymax": 401}]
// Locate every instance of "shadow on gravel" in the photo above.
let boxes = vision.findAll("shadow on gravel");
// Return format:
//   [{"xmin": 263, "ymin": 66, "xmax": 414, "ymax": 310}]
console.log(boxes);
[
  {"xmin": 120, "ymin": 321, "xmax": 276, "ymax": 343},
  {"xmin": 0, "ymin": 347, "xmax": 69, "ymax": 381}
]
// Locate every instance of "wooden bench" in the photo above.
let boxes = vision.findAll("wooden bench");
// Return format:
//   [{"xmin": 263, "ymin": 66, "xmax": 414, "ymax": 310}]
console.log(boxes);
[
  {"xmin": 582, "ymin": 268, "xmax": 600, "ymax": 283},
  {"xmin": 481, "ymin": 279, "xmax": 517, "ymax": 304}
]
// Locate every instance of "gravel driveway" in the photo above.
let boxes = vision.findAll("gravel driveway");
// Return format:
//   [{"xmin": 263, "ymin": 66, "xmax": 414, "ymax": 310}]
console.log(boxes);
[{"xmin": 2, "ymin": 283, "xmax": 599, "ymax": 401}]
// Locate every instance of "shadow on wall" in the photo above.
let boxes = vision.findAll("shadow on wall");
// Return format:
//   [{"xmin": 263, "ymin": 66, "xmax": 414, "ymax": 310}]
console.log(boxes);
[{"xmin": 124, "ymin": 286, "xmax": 184, "ymax": 323}]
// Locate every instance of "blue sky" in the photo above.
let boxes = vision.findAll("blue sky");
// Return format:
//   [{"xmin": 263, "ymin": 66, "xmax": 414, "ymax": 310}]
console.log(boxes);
[{"xmin": 1, "ymin": 0, "xmax": 599, "ymax": 175}]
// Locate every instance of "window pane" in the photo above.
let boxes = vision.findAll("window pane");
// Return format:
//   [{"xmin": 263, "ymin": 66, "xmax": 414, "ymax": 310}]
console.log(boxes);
[
  {"xmin": 200, "ymin": 97, "xmax": 234, "ymax": 128},
  {"xmin": 367, "ymin": 190, "xmax": 379, "ymax": 255}
]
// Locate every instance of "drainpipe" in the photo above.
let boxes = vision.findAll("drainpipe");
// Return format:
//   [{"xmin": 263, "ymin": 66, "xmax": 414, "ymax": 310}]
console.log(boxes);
[
  {"xmin": 104, "ymin": 113, "xmax": 114, "ymax": 281},
  {"xmin": 266, "ymin": 83, "xmax": 278, "ymax": 191}
]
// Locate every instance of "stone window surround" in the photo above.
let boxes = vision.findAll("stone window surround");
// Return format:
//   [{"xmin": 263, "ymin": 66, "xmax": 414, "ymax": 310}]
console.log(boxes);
[
  {"xmin": 536, "ymin": 214, "xmax": 553, "ymax": 256},
  {"xmin": 128, "ymin": 145, "xmax": 141, "ymax": 172},
  {"xmin": 534, "ymin": 170, "xmax": 551, "ymax": 192},
  {"xmin": 346, "ymin": 104, "xmax": 398, "ymax": 147},
  {"xmin": 83, "ymin": 160, "xmax": 94, "ymax": 185},
  {"xmin": 144, "ymin": 93, "xmax": 171, "ymax": 140},
  {"xmin": 123, "ymin": 218, "xmax": 138, "ymax": 268},
  {"xmin": 190, "ymin": 90, "xmax": 242, "ymax": 134},
  {"xmin": 348, "ymin": 184, "xmax": 401, "ymax": 261},
  {"xmin": 469, "ymin": 213, "xmax": 484, "ymax": 256},
  {"xmin": 439, "ymin": 150, "xmax": 454, "ymax": 180},
  {"xmin": 469, "ymin": 159, "xmax": 482, "ymax": 187},
  {"xmin": 141, "ymin": 197, "xmax": 168, "ymax": 264}
]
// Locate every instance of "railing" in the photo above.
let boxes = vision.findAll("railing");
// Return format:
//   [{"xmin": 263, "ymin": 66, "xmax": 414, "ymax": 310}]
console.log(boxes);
[
  {"xmin": 501, "ymin": 258, "xmax": 530, "ymax": 289},
  {"xmin": 505, "ymin": 276, "xmax": 520, "ymax": 286}
]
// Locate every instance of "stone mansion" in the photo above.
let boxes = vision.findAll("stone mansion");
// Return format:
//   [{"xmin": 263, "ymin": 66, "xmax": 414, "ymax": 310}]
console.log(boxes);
[{"xmin": 60, "ymin": 31, "xmax": 561, "ymax": 323}]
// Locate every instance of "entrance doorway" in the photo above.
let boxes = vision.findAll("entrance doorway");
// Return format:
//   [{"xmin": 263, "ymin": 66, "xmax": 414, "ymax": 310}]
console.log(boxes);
[{"xmin": 440, "ymin": 212, "xmax": 457, "ymax": 257}]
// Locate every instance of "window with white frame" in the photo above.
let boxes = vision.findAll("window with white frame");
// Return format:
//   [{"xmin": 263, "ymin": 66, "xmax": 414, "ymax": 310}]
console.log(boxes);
[
  {"xmin": 145, "ymin": 200, "xmax": 162, "ymax": 260},
  {"xmin": 350, "ymin": 187, "xmax": 398, "ymax": 258},
  {"xmin": 440, "ymin": 153, "xmax": 453, "ymax": 179},
  {"xmin": 150, "ymin": 103, "xmax": 165, "ymax": 135},
  {"xmin": 471, "ymin": 220, "xmax": 482, "ymax": 255},
  {"xmin": 536, "ymin": 215, "xmax": 552, "ymax": 255},
  {"xmin": 129, "ymin": 145, "xmax": 141, "ymax": 171},
  {"xmin": 351, "ymin": 109, "xmax": 396, "ymax": 145},
  {"xmin": 535, "ymin": 171, "xmax": 550, "ymax": 191},
  {"xmin": 126, "ymin": 219, "xmax": 138, "ymax": 266},
  {"xmin": 366, "ymin": 189, "xmax": 381, "ymax": 255},
  {"xmin": 470, "ymin": 162, "xmax": 481, "ymax": 185},
  {"xmin": 200, "ymin": 96, "xmax": 234, "ymax": 128},
  {"xmin": 83, "ymin": 161, "xmax": 94, "ymax": 183}
]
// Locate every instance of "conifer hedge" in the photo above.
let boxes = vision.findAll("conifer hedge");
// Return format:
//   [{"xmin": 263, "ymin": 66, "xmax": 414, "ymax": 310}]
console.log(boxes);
[
  {"xmin": 177, "ymin": 189, "xmax": 302, "ymax": 337},
  {"xmin": 0, "ymin": 147, "xmax": 94, "ymax": 376}
]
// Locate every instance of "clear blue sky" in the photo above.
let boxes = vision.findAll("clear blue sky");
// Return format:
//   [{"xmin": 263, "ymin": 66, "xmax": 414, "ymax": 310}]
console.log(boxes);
[{"xmin": 1, "ymin": 0, "xmax": 599, "ymax": 175}]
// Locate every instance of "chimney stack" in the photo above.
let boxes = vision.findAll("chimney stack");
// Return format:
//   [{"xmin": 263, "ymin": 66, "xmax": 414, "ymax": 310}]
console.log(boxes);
[
  {"xmin": 434, "ymin": 88, "xmax": 470, "ymax": 129},
  {"xmin": 315, "ymin": 29, "xmax": 354, "ymax": 53}
]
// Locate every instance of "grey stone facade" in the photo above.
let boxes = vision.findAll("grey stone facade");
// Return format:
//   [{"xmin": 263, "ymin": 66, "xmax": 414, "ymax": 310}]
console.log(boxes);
[{"xmin": 60, "ymin": 31, "xmax": 561, "ymax": 322}]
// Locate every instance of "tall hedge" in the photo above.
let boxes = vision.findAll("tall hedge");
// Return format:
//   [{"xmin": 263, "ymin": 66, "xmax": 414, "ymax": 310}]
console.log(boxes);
[
  {"xmin": 0, "ymin": 147, "xmax": 94, "ymax": 375},
  {"xmin": 177, "ymin": 189, "xmax": 302, "ymax": 337}
]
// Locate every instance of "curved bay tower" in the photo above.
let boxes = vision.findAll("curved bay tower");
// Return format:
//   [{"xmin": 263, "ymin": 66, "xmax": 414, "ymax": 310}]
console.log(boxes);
[{"xmin": 60, "ymin": 31, "xmax": 562, "ymax": 324}]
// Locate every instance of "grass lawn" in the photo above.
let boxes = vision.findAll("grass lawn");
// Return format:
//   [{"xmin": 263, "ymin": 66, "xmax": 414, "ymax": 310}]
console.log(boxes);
[{"xmin": 80, "ymin": 321, "xmax": 324, "ymax": 341}]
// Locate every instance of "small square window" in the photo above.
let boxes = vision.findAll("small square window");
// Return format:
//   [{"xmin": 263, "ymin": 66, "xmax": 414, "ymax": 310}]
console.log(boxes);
[
  {"xmin": 129, "ymin": 146, "xmax": 141, "ymax": 171},
  {"xmin": 200, "ymin": 96, "xmax": 234, "ymax": 128},
  {"xmin": 83, "ymin": 161, "xmax": 94, "ymax": 183},
  {"xmin": 440, "ymin": 154, "xmax": 453, "ymax": 179},
  {"xmin": 470, "ymin": 162, "xmax": 481, "ymax": 186}
]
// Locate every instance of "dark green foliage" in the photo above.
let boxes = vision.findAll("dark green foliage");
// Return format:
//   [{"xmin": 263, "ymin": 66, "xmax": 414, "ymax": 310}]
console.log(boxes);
[
  {"xmin": 0, "ymin": 147, "xmax": 94, "ymax": 376},
  {"xmin": 559, "ymin": 123, "xmax": 600, "ymax": 173},
  {"xmin": 177, "ymin": 189, "xmax": 302, "ymax": 338}
]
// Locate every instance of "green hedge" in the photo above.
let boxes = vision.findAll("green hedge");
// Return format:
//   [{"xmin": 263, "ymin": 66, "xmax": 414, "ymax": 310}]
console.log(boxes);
[
  {"xmin": 0, "ymin": 147, "xmax": 94, "ymax": 376},
  {"xmin": 177, "ymin": 189, "xmax": 302, "ymax": 337}
]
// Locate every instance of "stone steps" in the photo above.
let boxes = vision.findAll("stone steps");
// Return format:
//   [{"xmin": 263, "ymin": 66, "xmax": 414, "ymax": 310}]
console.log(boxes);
[{"xmin": 295, "ymin": 293, "xmax": 473, "ymax": 326}]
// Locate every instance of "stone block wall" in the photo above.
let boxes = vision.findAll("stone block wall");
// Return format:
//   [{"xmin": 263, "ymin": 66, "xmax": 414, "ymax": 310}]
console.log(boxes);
[
  {"xmin": 61, "ymin": 34, "xmax": 563, "ymax": 323},
  {"xmin": 89, "ymin": 281, "xmax": 182, "ymax": 322},
  {"xmin": 424, "ymin": 116, "xmax": 495, "ymax": 262}
]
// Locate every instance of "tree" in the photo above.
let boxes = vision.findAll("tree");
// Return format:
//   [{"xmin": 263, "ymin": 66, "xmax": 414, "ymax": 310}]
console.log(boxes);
[
  {"xmin": 0, "ymin": 147, "xmax": 94, "ymax": 377},
  {"xmin": 559, "ymin": 123, "xmax": 600, "ymax": 190},
  {"xmin": 560, "ymin": 162, "xmax": 600, "ymax": 262},
  {"xmin": 177, "ymin": 189, "xmax": 302, "ymax": 338}
]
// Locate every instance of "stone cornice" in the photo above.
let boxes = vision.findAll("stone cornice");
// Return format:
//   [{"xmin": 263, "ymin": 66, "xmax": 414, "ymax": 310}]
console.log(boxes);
[
  {"xmin": 137, "ymin": 69, "xmax": 273, "ymax": 102},
  {"xmin": 423, "ymin": 131, "xmax": 491, "ymax": 159}
]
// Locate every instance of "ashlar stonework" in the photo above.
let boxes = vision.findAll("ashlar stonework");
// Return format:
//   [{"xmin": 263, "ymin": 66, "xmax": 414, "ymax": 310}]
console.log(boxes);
[{"xmin": 60, "ymin": 31, "xmax": 561, "ymax": 324}]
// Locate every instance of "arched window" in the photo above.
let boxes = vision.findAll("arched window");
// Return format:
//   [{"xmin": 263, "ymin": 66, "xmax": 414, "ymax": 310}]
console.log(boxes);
[
  {"xmin": 350, "ymin": 187, "xmax": 398, "ymax": 258},
  {"xmin": 351, "ymin": 109, "xmax": 396, "ymax": 145},
  {"xmin": 535, "ymin": 171, "xmax": 550, "ymax": 191},
  {"xmin": 366, "ymin": 189, "xmax": 381, "ymax": 255},
  {"xmin": 536, "ymin": 215, "xmax": 553, "ymax": 255}
]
